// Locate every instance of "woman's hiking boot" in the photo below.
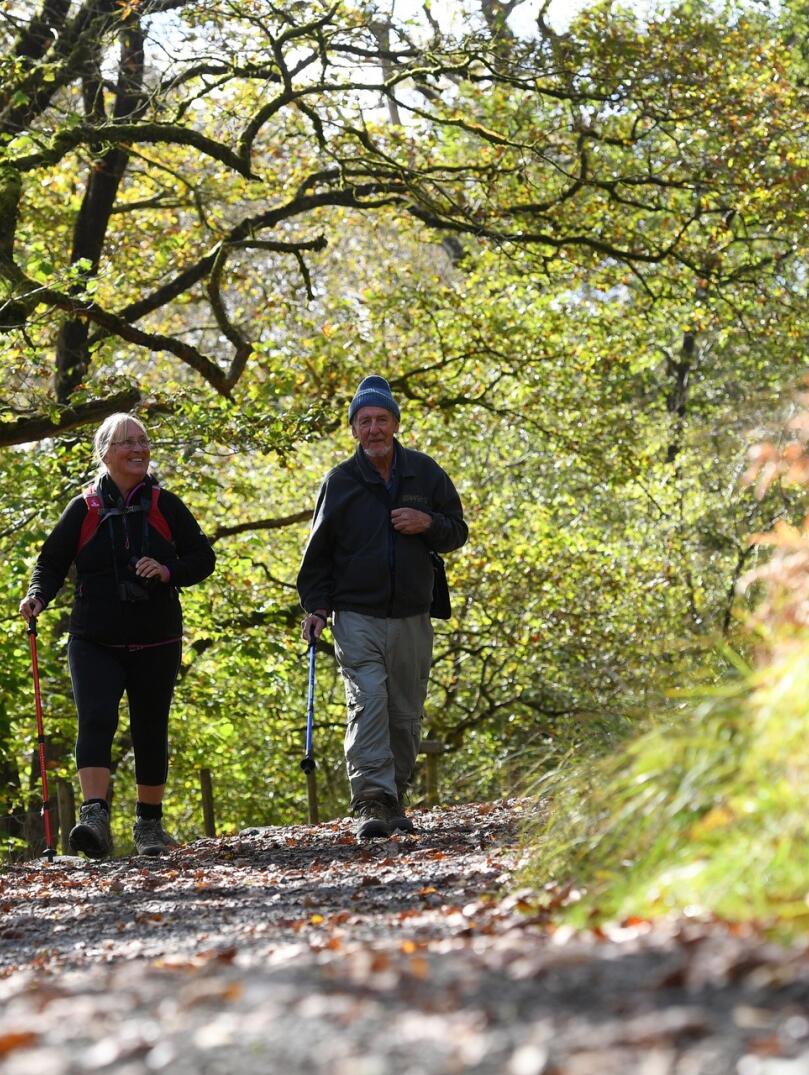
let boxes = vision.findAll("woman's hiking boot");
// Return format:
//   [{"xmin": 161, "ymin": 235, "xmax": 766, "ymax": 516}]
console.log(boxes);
[
  {"xmin": 353, "ymin": 799, "xmax": 392, "ymax": 839},
  {"xmin": 69, "ymin": 801, "xmax": 112, "ymax": 859},
  {"xmin": 133, "ymin": 817, "xmax": 177, "ymax": 856}
]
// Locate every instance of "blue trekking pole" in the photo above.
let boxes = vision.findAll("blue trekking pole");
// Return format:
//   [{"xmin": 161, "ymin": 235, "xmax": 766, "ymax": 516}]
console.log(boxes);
[{"xmin": 300, "ymin": 632, "xmax": 319, "ymax": 823}]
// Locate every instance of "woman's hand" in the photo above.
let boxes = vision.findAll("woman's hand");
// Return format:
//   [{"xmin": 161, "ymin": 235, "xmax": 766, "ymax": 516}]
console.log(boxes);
[
  {"xmin": 133, "ymin": 557, "xmax": 170, "ymax": 584},
  {"xmin": 19, "ymin": 596, "xmax": 43, "ymax": 621}
]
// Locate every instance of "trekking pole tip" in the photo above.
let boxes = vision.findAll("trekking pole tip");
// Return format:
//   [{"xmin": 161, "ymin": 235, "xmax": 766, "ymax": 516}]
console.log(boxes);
[{"xmin": 42, "ymin": 847, "xmax": 55, "ymax": 863}]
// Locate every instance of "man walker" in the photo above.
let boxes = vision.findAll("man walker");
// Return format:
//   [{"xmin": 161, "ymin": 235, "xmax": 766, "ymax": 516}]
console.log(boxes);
[{"xmin": 297, "ymin": 375, "xmax": 467, "ymax": 838}]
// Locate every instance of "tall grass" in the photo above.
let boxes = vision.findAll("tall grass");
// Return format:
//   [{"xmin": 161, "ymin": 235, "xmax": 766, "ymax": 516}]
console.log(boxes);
[{"xmin": 521, "ymin": 400, "xmax": 809, "ymax": 933}]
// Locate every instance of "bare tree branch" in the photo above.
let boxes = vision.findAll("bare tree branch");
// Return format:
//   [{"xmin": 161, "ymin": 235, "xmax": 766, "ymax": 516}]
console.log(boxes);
[
  {"xmin": 0, "ymin": 387, "xmax": 141, "ymax": 447},
  {"xmin": 211, "ymin": 509, "xmax": 311, "ymax": 541},
  {"xmin": 11, "ymin": 121, "xmax": 259, "ymax": 179}
]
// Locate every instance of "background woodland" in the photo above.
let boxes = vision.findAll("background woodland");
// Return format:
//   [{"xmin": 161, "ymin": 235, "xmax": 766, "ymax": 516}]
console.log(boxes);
[{"xmin": 3, "ymin": 0, "xmax": 809, "ymax": 925}]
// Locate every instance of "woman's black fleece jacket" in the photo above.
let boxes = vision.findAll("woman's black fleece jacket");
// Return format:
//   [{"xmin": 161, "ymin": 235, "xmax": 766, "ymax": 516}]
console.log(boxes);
[
  {"xmin": 27, "ymin": 473, "xmax": 216, "ymax": 646},
  {"xmin": 297, "ymin": 441, "xmax": 467, "ymax": 619}
]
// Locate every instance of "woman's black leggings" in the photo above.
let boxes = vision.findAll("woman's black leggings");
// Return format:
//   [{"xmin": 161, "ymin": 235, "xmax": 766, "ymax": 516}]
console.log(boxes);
[{"xmin": 67, "ymin": 636, "xmax": 182, "ymax": 786}]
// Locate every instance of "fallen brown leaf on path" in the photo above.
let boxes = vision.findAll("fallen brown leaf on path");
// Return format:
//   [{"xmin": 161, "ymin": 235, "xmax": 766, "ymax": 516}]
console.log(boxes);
[{"xmin": 0, "ymin": 1031, "xmax": 39, "ymax": 1056}]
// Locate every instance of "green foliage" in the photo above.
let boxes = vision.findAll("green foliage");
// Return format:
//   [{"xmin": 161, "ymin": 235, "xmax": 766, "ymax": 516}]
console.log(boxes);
[
  {"xmin": 3, "ymin": 0, "xmax": 809, "ymax": 915},
  {"xmin": 520, "ymin": 638, "xmax": 809, "ymax": 933}
]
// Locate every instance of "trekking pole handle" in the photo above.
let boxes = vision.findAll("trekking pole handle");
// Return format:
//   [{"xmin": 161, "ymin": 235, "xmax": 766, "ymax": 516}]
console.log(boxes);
[
  {"xmin": 27, "ymin": 616, "xmax": 37, "ymax": 636},
  {"xmin": 301, "ymin": 636, "xmax": 316, "ymax": 772}
]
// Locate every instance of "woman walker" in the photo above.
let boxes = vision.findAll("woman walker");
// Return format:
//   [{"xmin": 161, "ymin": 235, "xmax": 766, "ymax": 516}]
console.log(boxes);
[{"xmin": 19, "ymin": 413, "xmax": 216, "ymax": 858}]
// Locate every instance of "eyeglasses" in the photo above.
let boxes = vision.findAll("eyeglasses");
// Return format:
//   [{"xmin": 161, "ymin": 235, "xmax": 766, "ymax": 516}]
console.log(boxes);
[{"xmin": 112, "ymin": 437, "xmax": 150, "ymax": 450}]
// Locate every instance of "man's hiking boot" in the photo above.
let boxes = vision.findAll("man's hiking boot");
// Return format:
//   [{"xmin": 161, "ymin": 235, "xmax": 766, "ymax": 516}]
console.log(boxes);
[
  {"xmin": 389, "ymin": 799, "xmax": 415, "ymax": 834},
  {"xmin": 69, "ymin": 801, "xmax": 112, "ymax": 859},
  {"xmin": 354, "ymin": 799, "xmax": 392, "ymax": 839},
  {"xmin": 133, "ymin": 817, "xmax": 177, "ymax": 857}
]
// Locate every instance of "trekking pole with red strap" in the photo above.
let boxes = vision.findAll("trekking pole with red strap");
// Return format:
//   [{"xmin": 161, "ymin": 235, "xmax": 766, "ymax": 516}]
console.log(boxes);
[
  {"xmin": 300, "ymin": 630, "xmax": 319, "ymax": 823},
  {"xmin": 27, "ymin": 618, "xmax": 55, "ymax": 861}
]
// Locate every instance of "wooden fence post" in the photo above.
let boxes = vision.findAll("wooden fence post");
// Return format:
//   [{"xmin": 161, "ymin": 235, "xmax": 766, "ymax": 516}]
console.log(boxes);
[
  {"xmin": 419, "ymin": 739, "xmax": 444, "ymax": 806},
  {"xmin": 305, "ymin": 768, "xmax": 319, "ymax": 825},
  {"xmin": 199, "ymin": 767, "xmax": 216, "ymax": 837},
  {"xmin": 56, "ymin": 777, "xmax": 75, "ymax": 855}
]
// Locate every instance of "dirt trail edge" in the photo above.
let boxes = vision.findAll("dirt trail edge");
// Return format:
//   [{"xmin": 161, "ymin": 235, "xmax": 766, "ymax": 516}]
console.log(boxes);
[{"xmin": 1, "ymin": 799, "xmax": 809, "ymax": 1075}]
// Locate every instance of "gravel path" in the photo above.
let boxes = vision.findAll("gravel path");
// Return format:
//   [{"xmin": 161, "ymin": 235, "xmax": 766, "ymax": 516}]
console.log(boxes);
[{"xmin": 1, "ymin": 800, "xmax": 809, "ymax": 1074}]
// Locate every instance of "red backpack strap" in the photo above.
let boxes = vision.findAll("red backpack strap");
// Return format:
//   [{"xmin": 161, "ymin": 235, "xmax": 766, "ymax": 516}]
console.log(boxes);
[
  {"xmin": 77, "ymin": 481, "xmax": 173, "ymax": 556},
  {"xmin": 77, "ymin": 484, "xmax": 104, "ymax": 554},
  {"xmin": 147, "ymin": 485, "xmax": 172, "ymax": 544}
]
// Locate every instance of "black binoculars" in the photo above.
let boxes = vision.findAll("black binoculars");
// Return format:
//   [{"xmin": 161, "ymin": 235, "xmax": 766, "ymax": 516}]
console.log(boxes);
[{"xmin": 118, "ymin": 556, "xmax": 158, "ymax": 603}]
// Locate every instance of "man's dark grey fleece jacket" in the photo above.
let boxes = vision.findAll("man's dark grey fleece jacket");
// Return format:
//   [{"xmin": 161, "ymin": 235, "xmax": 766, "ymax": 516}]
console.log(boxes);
[{"xmin": 296, "ymin": 441, "xmax": 468, "ymax": 619}]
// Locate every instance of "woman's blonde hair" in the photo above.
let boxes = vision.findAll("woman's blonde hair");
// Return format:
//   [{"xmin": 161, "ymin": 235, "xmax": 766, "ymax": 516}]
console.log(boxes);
[{"xmin": 93, "ymin": 413, "xmax": 149, "ymax": 477}]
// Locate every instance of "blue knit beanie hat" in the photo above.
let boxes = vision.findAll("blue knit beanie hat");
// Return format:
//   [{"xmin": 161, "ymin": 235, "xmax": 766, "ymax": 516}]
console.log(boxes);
[{"xmin": 348, "ymin": 375, "xmax": 400, "ymax": 423}]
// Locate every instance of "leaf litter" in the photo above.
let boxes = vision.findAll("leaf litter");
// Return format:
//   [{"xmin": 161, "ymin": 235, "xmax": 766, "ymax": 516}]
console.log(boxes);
[{"xmin": 0, "ymin": 799, "xmax": 809, "ymax": 1073}]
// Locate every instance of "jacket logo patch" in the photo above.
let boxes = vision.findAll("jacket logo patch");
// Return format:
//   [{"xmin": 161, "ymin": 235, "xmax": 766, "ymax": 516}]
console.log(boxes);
[{"xmin": 401, "ymin": 494, "xmax": 429, "ymax": 505}]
